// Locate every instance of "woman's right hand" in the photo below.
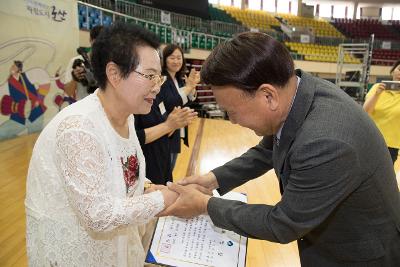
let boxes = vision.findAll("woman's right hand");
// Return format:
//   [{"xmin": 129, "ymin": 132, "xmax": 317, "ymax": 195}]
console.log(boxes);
[
  {"xmin": 160, "ymin": 187, "xmax": 179, "ymax": 210},
  {"xmin": 165, "ymin": 107, "xmax": 197, "ymax": 130},
  {"xmin": 375, "ymin": 83, "xmax": 386, "ymax": 95},
  {"xmin": 186, "ymin": 68, "xmax": 200, "ymax": 92},
  {"xmin": 363, "ymin": 83, "xmax": 387, "ymax": 114}
]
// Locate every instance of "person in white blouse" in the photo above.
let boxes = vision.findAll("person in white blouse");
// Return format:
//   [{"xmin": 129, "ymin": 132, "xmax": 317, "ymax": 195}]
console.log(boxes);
[{"xmin": 25, "ymin": 22, "xmax": 179, "ymax": 267}]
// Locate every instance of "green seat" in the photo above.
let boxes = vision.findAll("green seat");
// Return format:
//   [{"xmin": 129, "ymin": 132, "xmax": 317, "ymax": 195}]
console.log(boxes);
[
  {"xmin": 212, "ymin": 39, "xmax": 218, "ymax": 48},
  {"xmin": 183, "ymin": 39, "xmax": 189, "ymax": 50},
  {"xmin": 206, "ymin": 41, "xmax": 212, "ymax": 50},
  {"xmin": 199, "ymin": 36, "xmax": 206, "ymax": 48},
  {"xmin": 148, "ymin": 24, "xmax": 156, "ymax": 33},
  {"xmin": 158, "ymin": 26, "xmax": 165, "ymax": 35},
  {"xmin": 126, "ymin": 18, "xmax": 136, "ymax": 24},
  {"xmin": 159, "ymin": 32, "xmax": 166, "ymax": 43}
]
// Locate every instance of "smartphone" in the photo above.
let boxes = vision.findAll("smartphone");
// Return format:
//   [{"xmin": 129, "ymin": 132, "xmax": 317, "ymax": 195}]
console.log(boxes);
[{"xmin": 382, "ymin": 80, "xmax": 400, "ymax": 91}]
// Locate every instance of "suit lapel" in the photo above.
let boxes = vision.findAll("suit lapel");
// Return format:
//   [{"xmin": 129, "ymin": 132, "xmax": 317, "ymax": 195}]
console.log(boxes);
[{"xmin": 273, "ymin": 70, "xmax": 317, "ymax": 190}]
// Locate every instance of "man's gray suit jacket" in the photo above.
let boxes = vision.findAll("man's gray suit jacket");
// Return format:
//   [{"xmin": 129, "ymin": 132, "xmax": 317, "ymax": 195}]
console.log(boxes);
[{"xmin": 207, "ymin": 70, "xmax": 400, "ymax": 266}]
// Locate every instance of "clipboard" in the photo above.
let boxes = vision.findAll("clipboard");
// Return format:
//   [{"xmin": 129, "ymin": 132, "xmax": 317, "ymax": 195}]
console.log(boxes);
[{"xmin": 146, "ymin": 192, "xmax": 248, "ymax": 267}]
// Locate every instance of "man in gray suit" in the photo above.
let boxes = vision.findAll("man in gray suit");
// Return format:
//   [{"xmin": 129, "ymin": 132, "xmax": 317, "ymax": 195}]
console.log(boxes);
[{"xmin": 161, "ymin": 32, "xmax": 400, "ymax": 266}]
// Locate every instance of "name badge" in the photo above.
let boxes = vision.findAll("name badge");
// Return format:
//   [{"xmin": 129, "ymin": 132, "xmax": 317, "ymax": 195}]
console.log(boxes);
[{"xmin": 159, "ymin": 101, "xmax": 166, "ymax": 115}]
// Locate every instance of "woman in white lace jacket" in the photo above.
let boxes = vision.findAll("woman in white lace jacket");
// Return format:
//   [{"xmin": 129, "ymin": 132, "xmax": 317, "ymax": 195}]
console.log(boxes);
[{"xmin": 25, "ymin": 23, "xmax": 178, "ymax": 267}]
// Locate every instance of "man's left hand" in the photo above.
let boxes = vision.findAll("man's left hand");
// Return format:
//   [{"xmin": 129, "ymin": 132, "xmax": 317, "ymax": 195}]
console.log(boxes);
[{"xmin": 157, "ymin": 183, "xmax": 211, "ymax": 218}]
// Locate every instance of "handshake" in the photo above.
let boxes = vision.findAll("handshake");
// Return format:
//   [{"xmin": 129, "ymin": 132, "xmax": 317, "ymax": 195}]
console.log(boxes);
[{"xmin": 145, "ymin": 172, "xmax": 219, "ymax": 219}]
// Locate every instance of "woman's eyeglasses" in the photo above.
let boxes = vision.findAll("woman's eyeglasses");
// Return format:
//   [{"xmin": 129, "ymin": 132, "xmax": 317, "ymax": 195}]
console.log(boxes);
[{"xmin": 133, "ymin": 70, "xmax": 167, "ymax": 87}]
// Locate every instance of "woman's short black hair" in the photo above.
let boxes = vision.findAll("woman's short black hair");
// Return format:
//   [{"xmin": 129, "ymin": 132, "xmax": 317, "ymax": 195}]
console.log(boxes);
[
  {"xmin": 162, "ymin": 44, "xmax": 187, "ymax": 81},
  {"xmin": 91, "ymin": 22, "xmax": 160, "ymax": 90},
  {"xmin": 390, "ymin": 59, "xmax": 400, "ymax": 74},
  {"xmin": 201, "ymin": 32, "xmax": 295, "ymax": 94}
]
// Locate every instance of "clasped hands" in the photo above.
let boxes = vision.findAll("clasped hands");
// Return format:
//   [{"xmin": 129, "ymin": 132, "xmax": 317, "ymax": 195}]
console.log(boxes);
[
  {"xmin": 166, "ymin": 106, "xmax": 198, "ymax": 133},
  {"xmin": 145, "ymin": 172, "xmax": 218, "ymax": 219}
]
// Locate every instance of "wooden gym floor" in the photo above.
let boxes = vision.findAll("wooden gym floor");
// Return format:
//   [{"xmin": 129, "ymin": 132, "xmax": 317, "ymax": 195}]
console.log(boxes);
[{"xmin": 1, "ymin": 118, "xmax": 399, "ymax": 267}]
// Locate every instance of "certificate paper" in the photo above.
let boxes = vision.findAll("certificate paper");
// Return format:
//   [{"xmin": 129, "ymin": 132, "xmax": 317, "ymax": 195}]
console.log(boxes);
[{"xmin": 146, "ymin": 192, "xmax": 247, "ymax": 267}]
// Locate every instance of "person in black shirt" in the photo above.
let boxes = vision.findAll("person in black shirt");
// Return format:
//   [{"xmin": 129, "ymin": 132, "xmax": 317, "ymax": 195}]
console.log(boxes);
[
  {"xmin": 158, "ymin": 44, "xmax": 200, "ymax": 170},
  {"xmin": 135, "ymin": 97, "xmax": 197, "ymax": 185}
]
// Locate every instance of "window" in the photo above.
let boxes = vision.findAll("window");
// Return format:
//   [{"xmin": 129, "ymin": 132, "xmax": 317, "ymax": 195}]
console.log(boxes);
[
  {"xmin": 219, "ymin": 0, "xmax": 231, "ymax": 6},
  {"xmin": 319, "ymin": 3, "xmax": 332, "ymax": 18},
  {"xmin": 393, "ymin": 6, "xmax": 400, "ymax": 20},
  {"xmin": 291, "ymin": 0, "xmax": 298, "ymax": 15},
  {"xmin": 356, "ymin": 6, "xmax": 361, "ymax": 19},
  {"xmin": 333, "ymin": 4, "xmax": 346, "ymax": 19},
  {"xmin": 347, "ymin": 4, "xmax": 354, "ymax": 19},
  {"xmin": 382, "ymin": 7, "xmax": 393, "ymax": 20},
  {"xmin": 249, "ymin": 0, "xmax": 261, "ymax": 10},
  {"xmin": 277, "ymin": 0, "xmax": 290, "ymax": 14},
  {"xmin": 263, "ymin": 0, "xmax": 275, "ymax": 12},
  {"xmin": 233, "ymin": 0, "xmax": 241, "ymax": 8}
]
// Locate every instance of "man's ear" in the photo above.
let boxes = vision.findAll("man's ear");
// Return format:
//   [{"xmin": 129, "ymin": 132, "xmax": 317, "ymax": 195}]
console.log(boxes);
[
  {"xmin": 105, "ymin": 62, "xmax": 121, "ymax": 88},
  {"xmin": 258, "ymin": 84, "xmax": 279, "ymax": 111}
]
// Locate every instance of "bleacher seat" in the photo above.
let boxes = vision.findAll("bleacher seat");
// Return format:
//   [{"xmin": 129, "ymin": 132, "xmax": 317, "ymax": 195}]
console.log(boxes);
[
  {"xmin": 279, "ymin": 14, "xmax": 344, "ymax": 38},
  {"xmin": 220, "ymin": 6, "xmax": 280, "ymax": 31},
  {"xmin": 209, "ymin": 4, "xmax": 239, "ymax": 25},
  {"xmin": 285, "ymin": 42, "xmax": 360, "ymax": 64},
  {"xmin": 372, "ymin": 48, "xmax": 400, "ymax": 66},
  {"xmin": 333, "ymin": 18, "xmax": 400, "ymax": 41}
]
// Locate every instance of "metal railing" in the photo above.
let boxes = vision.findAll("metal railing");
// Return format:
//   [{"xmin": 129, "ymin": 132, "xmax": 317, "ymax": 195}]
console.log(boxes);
[
  {"xmin": 210, "ymin": 21, "xmax": 247, "ymax": 36},
  {"xmin": 77, "ymin": 1, "xmax": 228, "ymax": 52},
  {"xmin": 80, "ymin": 0, "xmax": 247, "ymax": 36}
]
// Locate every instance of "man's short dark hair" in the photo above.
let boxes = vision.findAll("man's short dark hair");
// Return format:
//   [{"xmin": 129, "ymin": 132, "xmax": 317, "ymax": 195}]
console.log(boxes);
[
  {"xmin": 91, "ymin": 22, "xmax": 160, "ymax": 90},
  {"xmin": 201, "ymin": 32, "xmax": 295, "ymax": 94},
  {"xmin": 90, "ymin": 25, "xmax": 104, "ymax": 42}
]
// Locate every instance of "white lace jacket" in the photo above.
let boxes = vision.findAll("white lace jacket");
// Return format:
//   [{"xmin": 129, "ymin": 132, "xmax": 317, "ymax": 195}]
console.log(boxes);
[{"xmin": 25, "ymin": 91, "xmax": 165, "ymax": 267}]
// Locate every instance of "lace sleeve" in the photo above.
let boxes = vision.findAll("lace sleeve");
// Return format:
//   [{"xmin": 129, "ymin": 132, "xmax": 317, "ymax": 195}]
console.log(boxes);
[{"xmin": 55, "ymin": 116, "xmax": 165, "ymax": 232}]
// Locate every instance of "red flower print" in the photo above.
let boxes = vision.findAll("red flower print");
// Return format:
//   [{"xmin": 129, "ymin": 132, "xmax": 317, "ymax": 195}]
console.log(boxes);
[{"xmin": 121, "ymin": 154, "xmax": 139, "ymax": 193}]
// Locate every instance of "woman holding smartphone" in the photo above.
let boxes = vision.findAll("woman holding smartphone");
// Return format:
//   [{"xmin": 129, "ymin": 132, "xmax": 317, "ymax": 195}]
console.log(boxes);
[{"xmin": 364, "ymin": 60, "xmax": 400, "ymax": 164}]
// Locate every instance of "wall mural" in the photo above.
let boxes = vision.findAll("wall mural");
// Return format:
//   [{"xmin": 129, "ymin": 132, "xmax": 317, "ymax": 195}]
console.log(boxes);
[{"xmin": 0, "ymin": 0, "xmax": 79, "ymax": 140}]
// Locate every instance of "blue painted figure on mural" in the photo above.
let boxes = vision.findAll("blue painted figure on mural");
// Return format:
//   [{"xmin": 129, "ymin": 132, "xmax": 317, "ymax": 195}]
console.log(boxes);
[{"xmin": 0, "ymin": 61, "xmax": 49, "ymax": 140}]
